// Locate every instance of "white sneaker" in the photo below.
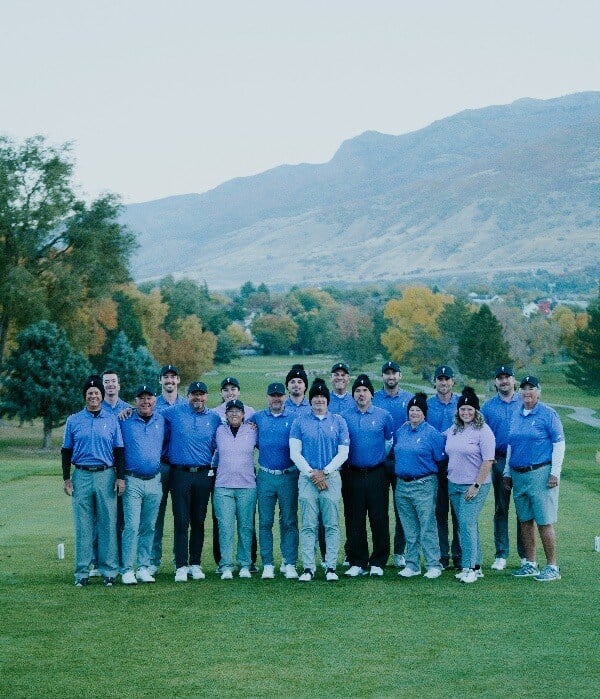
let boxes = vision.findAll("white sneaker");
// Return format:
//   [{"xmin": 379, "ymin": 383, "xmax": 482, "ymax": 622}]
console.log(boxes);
[
  {"xmin": 398, "ymin": 567, "xmax": 420, "ymax": 578},
  {"xmin": 279, "ymin": 562, "xmax": 287, "ymax": 574},
  {"xmin": 393, "ymin": 554, "xmax": 406, "ymax": 568},
  {"xmin": 284, "ymin": 564, "xmax": 298, "ymax": 579},
  {"xmin": 460, "ymin": 569, "xmax": 478, "ymax": 584},
  {"xmin": 262, "ymin": 565, "xmax": 275, "ymax": 579},
  {"xmin": 345, "ymin": 565, "xmax": 367, "ymax": 577},
  {"xmin": 491, "ymin": 557, "xmax": 507, "ymax": 571},
  {"xmin": 455, "ymin": 568, "xmax": 469, "ymax": 580},
  {"xmin": 189, "ymin": 565, "xmax": 205, "ymax": 580},
  {"xmin": 298, "ymin": 568, "xmax": 314, "ymax": 582},
  {"xmin": 136, "ymin": 567, "xmax": 156, "ymax": 583},
  {"xmin": 221, "ymin": 568, "xmax": 233, "ymax": 580},
  {"xmin": 121, "ymin": 571, "xmax": 137, "ymax": 585},
  {"xmin": 370, "ymin": 566, "xmax": 384, "ymax": 577},
  {"xmin": 325, "ymin": 568, "xmax": 339, "ymax": 581},
  {"xmin": 89, "ymin": 567, "xmax": 102, "ymax": 578},
  {"xmin": 174, "ymin": 566, "xmax": 188, "ymax": 582},
  {"xmin": 147, "ymin": 564, "xmax": 158, "ymax": 576},
  {"xmin": 423, "ymin": 567, "xmax": 442, "ymax": 579},
  {"xmin": 239, "ymin": 567, "xmax": 251, "ymax": 578},
  {"xmin": 475, "ymin": 568, "xmax": 484, "ymax": 578}
]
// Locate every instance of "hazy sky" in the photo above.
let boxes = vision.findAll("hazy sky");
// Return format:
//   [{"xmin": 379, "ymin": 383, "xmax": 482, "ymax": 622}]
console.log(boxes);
[{"xmin": 2, "ymin": 1, "xmax": 598, "ymax": 204}]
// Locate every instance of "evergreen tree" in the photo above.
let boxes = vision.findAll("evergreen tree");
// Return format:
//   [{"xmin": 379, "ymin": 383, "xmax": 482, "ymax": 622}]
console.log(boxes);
[
  {"xmin": 105, "ymin": 331, "xmax": 140, "ymax": 401},
  {"xmin": 457, "ymin": 305, "xmax": 512, "ymax": 379},
  {"xmin": 565, "ymin": 286, "xmax": 600, "ymax": 394},
  {"xmin": 0, "ymin": 321, "xmax": 91, "ymax": 447},
  {"xmin": 134, "ymin": 345, "xmax": 161, "ymax": 388}
]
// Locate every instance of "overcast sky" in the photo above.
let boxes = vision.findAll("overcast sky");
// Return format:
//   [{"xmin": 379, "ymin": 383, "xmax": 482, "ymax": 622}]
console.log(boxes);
[{"xmin": 2, "ymin": 1, "xmax": 598, "ymax": 204}]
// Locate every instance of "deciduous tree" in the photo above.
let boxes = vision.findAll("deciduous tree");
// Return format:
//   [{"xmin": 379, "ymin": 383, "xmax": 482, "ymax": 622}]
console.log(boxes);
[{"xmin": 566, "ymin": 286, "xmax": 600, "ymax": 394}]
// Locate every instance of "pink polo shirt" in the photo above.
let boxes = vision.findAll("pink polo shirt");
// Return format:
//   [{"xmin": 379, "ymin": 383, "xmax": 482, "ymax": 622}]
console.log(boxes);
[
  {"xmin": 444, "ymin": 423, "xmax": 495, "ymax": 485},
  {"xmin": 214, "ymin": 422, "xmax": 257, "ymax": 488}
]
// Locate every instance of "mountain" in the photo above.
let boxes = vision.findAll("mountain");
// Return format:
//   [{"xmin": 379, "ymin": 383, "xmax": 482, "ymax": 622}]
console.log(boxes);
[{"xmin": 122, "ymin": 92, "xmax": 600, "ymax": 289}]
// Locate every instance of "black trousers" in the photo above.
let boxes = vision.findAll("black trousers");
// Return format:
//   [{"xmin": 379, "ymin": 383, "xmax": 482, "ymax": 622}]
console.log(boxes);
[
  {"xmin": 170, "ymin": 468, "xmax": 212, "ymax": 568},
  {"xmin": 345, "ymin": 465, "xmax": 390, "ymax": 568}
]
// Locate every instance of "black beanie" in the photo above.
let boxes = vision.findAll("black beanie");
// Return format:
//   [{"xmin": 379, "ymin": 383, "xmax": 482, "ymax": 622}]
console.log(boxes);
[
  {"xmin": 352, "ymin": 374, "xmax": 374, "ymax": 396},
  {"xmin": 83, "ymin": 374, "xmax": 105, "ymax": 400},
  {"xmin": 407, "ymin": 392, "xmax": 428, "ymax": 418},
  {"xmin": 309, "ymin": 378, "xmax": 330, "ymax": 404},
  {"xmin": 457, "ymin": 386, "xmax": 480, "ymax": 411},
  {"xmin": 286, "ymin": 363, "xmax": 308, "ymax": 388}
]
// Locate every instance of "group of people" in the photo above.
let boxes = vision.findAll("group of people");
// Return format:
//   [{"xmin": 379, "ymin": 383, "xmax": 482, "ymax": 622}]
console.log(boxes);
[{"xmin": 61, "ymin": 360, "xmax": 565, "ymax": 586}]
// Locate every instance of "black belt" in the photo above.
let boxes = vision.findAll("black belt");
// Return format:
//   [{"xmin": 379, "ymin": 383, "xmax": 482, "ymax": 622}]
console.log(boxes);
[
  {"xmin": 511, "ymin": 461, "xmax": 551, "ymax": 473},
  {"xmin": 125, "ymin": 470, "xmax": 159, "ymax": 480},
  {"xmin": 348, "ymin": 463, "xmax": 384, "ymax": 473},
  {"xmin": 74, "ymin": 464, "xmax": 113, "ymax": 472},
  {"xmin": 171, "ymin": 464, "xmax": 211, "ymax": 473},
  {"xmin": 398, "ymin": 474, "xmax": 431, "ymax": 482}
]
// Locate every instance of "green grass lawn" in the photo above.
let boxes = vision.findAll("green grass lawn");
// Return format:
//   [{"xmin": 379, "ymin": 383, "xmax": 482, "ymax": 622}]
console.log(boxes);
[{"xmin": 1, "ymin": 357, "xmax": 599, "ymax": 698}]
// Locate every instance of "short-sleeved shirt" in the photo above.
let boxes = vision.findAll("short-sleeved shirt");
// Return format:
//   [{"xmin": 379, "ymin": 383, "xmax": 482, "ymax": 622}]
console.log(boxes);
[
  {"xmin": 155, "ymin": 394, "xmax": 186, "ymax": 413},
  {"xmin": 214, "ymin": 423, "xmax": 257, "ymax": 488},
  {"xmin": 120, "ymin": 410, "xmax": 166, "ymax": 477},
  {"xmin": 344, "ymin": 404, "xmax": 394, "ymax": 468},
  {"xmin": 102, "ymin": 397, "xmax": 131, "ymax": 415},
  {"xmin": 444, "ymin": 423, "xmax": 496, "ymax": 484},
  {"xmin": 481, "ymin": 393, "xmax": 522, "ymax": 455},
  {"xmin": 393, "ymin": 421, "xmax": 445, "ymax": 478},
  {"xmin": 427, "ymin": 393, "xmax": 459, "ymax": 433},
  {"xmin": 62, "ymin": 407, "xmax": 123, "ymax": 467},
  {"xmin": 508, "ymin": 401, "xmax": 564, "ymax": 468},
  {"xmin": 248, "ymin": 408, "xmax": 295, "ymax": 471},
  {"xmin": 373, "ymin": 388, "xmax": 413, "ymax": 432},
  {"xmin": 284, "ymin": 397, "xmax": 311, "ymax": 418},
  {"xmin": 163, "ymin": 403, "xmax": 221, "ymax": 466},
  {"xmin": 329, "ymin": 392, "xmax": 354, "ymax": 417},
  {"xmin": 289, "ymin": 411, "xmax": 350, "ymax": 471}
]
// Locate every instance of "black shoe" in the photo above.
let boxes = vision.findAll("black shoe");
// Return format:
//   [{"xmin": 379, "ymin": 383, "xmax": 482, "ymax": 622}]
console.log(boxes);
[
  {"xmin": 440, "ymin": 558, "xmax": 450, "ymax": 569},
  {"xmin": 249, "ymin": 564, "xmax": 259, "ymax": 574},
  {"xmin": 75, "ymin": 577, "xmax": 89, "ymax": 587},
  {"xmin": 103, "ymin": 576, "xmax": 116, "ymax": 587},
  {"xmin": 452, "ymin": 559, "xmax": 462, "ymax": 571}
]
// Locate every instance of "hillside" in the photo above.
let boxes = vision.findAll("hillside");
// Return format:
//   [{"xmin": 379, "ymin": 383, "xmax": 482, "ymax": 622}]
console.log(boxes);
[{"xmin": 122, "ymin": 92, "xmax": 600, "ymax": 289}]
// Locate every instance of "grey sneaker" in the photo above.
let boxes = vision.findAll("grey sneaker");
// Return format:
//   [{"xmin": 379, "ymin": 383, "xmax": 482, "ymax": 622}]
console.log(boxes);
[
  {"xmin": 534, "ymin": 565, "xmax": 561, "ymax": 582},
  {"xmin": 512, "ymin": 562, "xmax": 539, "ymax": 578}
]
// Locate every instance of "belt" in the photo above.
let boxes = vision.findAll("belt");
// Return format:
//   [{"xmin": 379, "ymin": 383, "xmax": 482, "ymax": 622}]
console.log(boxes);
[
  {"xmin": 171, "ymin": 464, "xmax": 211, "ymax": 473},
  {"xmin": 125, "ymin": 470, "xmax": 159, "ymax": 480},
  {"xmin": 348, "ymin": 463, "xmax": 384, "ymax": 473},
  {"xmin": 398, "ymin": 474, "xmax": 430, "ymax": 482},
  {"xmin": 511, "ymin": 461, "xmax": 551, "ymax": 473},
  {"xmin": 74, "ymin": 464, "xmax": 113, "ymax": 472},
  {"xmin": 259, "ymin": 466, "xmax": 297, "ymax": 475}
]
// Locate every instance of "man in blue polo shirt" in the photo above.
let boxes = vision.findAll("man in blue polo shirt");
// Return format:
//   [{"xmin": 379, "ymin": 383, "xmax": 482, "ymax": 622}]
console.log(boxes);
[
  {"xmin": 284, "ymin": 364, "xmax": 311, "ymax": 416},
  {"xmin": 427, "ymin": 364, "xmax": 461, "ymax": 569},
  {"xmin": 62, "ymin": 375, "xmax": 125, "ymax": 587},
  {"xmin": 249, "ymin": 382, "xmax": 299, "ymax": 580},
  {"xmin": 373, "ymin": 360, "xmax": 413, "ymax": 568},
  {"xmin": 482, "ymin": 365, "xmax": 525, "ymax": 571},
  {"xmin": 505, "ymin": 376, "xmax": 565, "ymax": 582},
  {"xmin": 343, "ymin": 374, "xmax": 394, "ymax": 578},
  {"xmin": 163, "ymin": 381, "xmax": 221, "ymax": 582},
  {"xmin": 149, "ymin": 364, "xmax": 187, "ymax": 575},
  {"xmin": 289, "ymin": 378, "xmax": 350, "ymax": 582},
  {"xmin": 119, "ymin": 385, "xmax": 166, "ymax": 585}
]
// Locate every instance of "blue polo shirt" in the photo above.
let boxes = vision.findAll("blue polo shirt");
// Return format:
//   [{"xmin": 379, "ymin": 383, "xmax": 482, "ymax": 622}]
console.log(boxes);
[
  {"xmin": 329, "ymin": 392, "xmax": 354, "ymax": 416},
  {"xmin": 289, "ymin": 411, "xmax": 350, "ymax": 471},
  {"xmin": 427, "ymin": 393, "xmax": 459, "ymax": 433},
  {"xmin": 248, "ymin": 408, "xmax": 295, "ymax": 471},
  {"xmin": 481, "ymin": 393, "xmax": 522, "ymax": 455},
  {"xmin": 120, "ymin": 410, "xmax": 166, "ymax": 476},
  {"xmin": 284, "ymin": 397, "xmax": 311, "ymax": 418},
  {"xmin": 373, "ymin": 388, "xmax": 413, "ymax": 431},
  {"xmin": 155, "ymin": 394, "xmax": 186, "ymax": 413},
  {"xmin": 508, "ymin": 401, "xmax": 564, "ymax": 468},
  {"xmin": 62, "ymin": 407, "xmax": 123, "ymax": 467},
  {"xmin": 163, "ymin": 403, "xmax": 221, "ymax": 466},
  {"xmin": 393, "ymin": 421, "xmax": 445, "ymax": 478},
  {"xmin": 102, "ymin": 397, "xmax": 131, "ymax": 415},
  {"xmin": 344, "ymin": 404, "xmax": 394, "ymax": 468}
]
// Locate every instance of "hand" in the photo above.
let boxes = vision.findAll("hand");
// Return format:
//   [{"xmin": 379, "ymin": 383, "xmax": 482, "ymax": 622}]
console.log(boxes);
[
  {"xmin": 117, "ymin": 407, "xmax": 133, "ymax": 421},
  {"xmin": 548, "ymin": 474, "xmax": 559, "ymax": 488},
  {"xmin": 465, "ymin": 485, "xmax": 479, "ymax": 501},
  {"xmin": 63, "ymin": 479, "xmax": 73, "ymax": 496},
  {"xmin": 115, "ymin": 478, "xmax": 126, "ymax": 496},
  {"xmin": 503, "ymin": 476, "xmax": 512, "ymax": 492},
  {"xmin": 310, "ymin": 470, "xmax": 328, "ymax": 491}
]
